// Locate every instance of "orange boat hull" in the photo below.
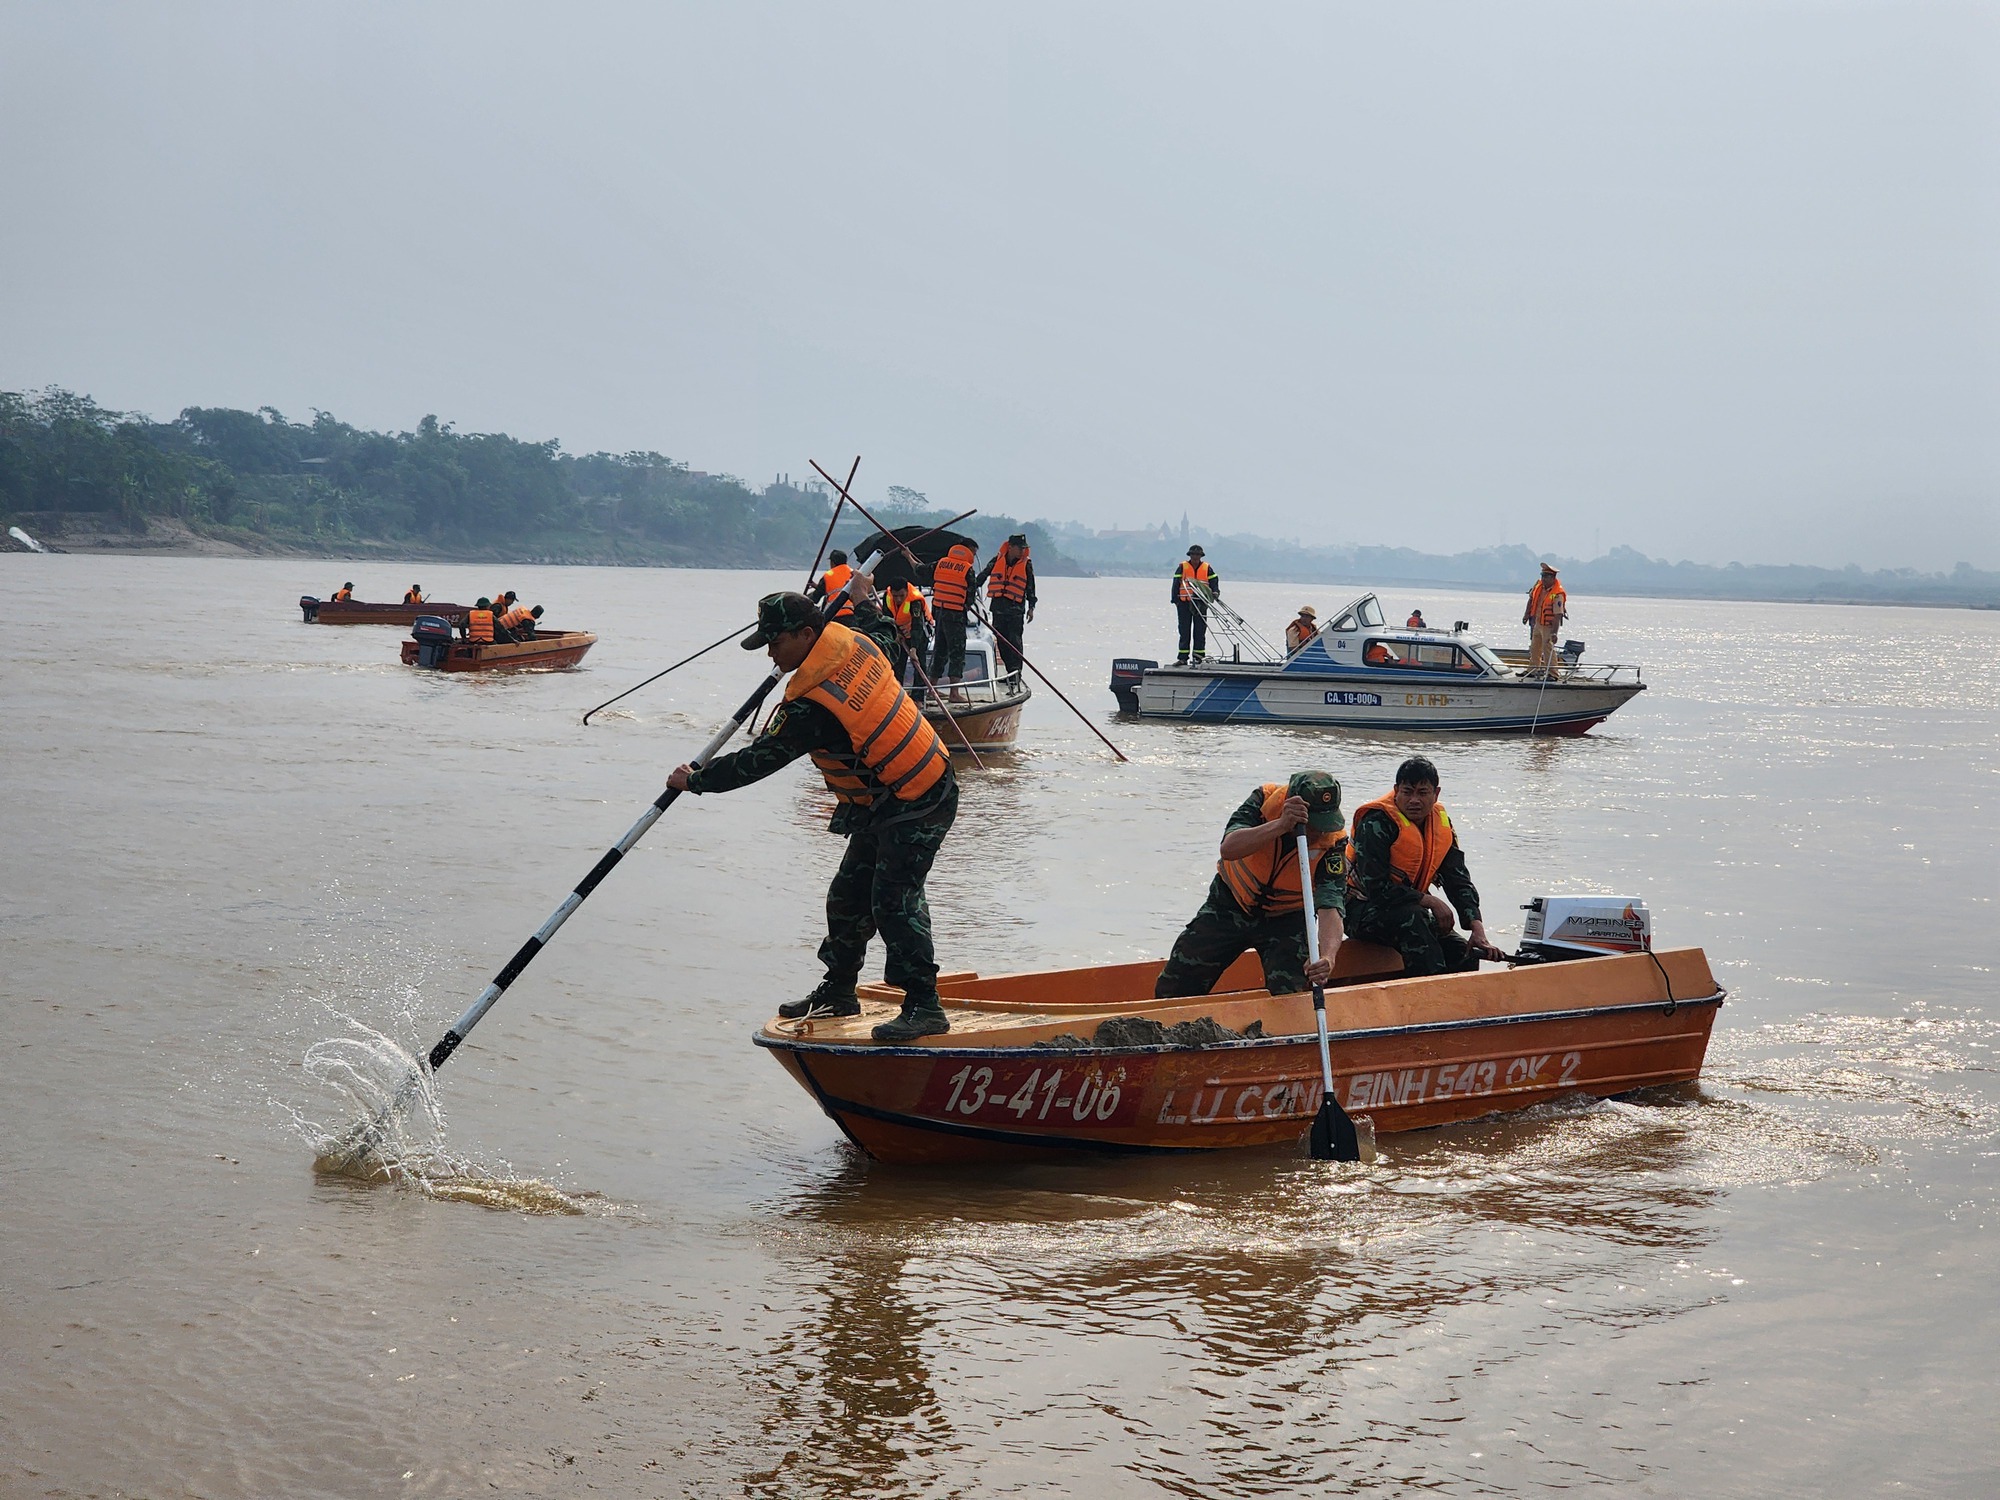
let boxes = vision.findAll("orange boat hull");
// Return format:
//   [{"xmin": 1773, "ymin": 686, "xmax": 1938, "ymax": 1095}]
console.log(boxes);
[
  {"xmin": 756, "ymin": 948, "xmax": 1722, "ymax": 1164},
  {"xmin": 399, "ymin": 631, "xmax": 596, "ymax": 671}
]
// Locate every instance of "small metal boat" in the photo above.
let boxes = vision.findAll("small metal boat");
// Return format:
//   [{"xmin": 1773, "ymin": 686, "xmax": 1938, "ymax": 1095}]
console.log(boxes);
[
  {"xmin": 756, "ymin": 936, "xmax": 1722, "ymax": 1165},
  {"xmin": 302, "ymin": 595, "xmax": 467, "ymax": 626},
  {"xmin": 400, "ymin": 617, "xmax": 596, "ymax": 672},
  {"xmin": 1110, "ymin": 591, "xmax": 1644, "ymax": 735},
  {"xmin": 917, "ymin": 629, "xmax": 1031, "ymax": 753}
]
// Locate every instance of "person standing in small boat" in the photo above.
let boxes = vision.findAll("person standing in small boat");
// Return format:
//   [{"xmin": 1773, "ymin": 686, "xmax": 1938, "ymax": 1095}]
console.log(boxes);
[
  {"xmin": 1171, "ymin": 546, "xmax": 1216, "ymax": 664},
  {"xmin": 1344, "ymin": 756, "xmax": 1501, "ymax": 977},
  {"xmin": 1284, "ymin": 605, "xmax": 1318, "ymax": 655},
  {"xmin": 807, "ymin": 550, "xmax": 858, "ymax": 622},
  {"xmin": 1523, "ymin": 563, "xmax": 1567, "ymax": 676},
  {"xmin": 1155, "ymin": 772, "xmax": 1347, "ymax": 999},
  {"xmin": 883, "ymin": 577, "xmax": 932, "ymax": 684},
  {"xmin": 404, "ymin": 584, "xmax": 425, "ymax": 605},
  {"xmin": 667, "ymin": 591, "xmax": 959, "ymax": 1042},
  {"xmin": 974, "ymin": 533, "xmax": 1036, "ymax": 687},
  {"xmin": 928, "ymin": 539, "xmax": 978, "ymax": 700}
]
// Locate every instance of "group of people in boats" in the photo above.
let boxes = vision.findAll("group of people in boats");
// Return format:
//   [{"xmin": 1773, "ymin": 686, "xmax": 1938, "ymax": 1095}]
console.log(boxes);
[
  {"xmin": 1175, "ymin": 548, "xmax": 1573, "ymax": 674},
  {"xmin": 807, "ymin": 532, "xmax": 1037, "ymax": 702},
  {"xmin": 668, "ymin": 575, "xmax": 1504, "ymax": 1043},
  {"xmin": 465, "ymin": 591, "xmax": 543, "ymax": 644}
]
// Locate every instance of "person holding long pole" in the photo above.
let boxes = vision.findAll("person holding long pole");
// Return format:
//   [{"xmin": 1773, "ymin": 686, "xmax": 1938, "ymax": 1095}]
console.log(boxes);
[{"xmin": 667, "ymin": 590, "xmax": 960, "ymax": 1041}]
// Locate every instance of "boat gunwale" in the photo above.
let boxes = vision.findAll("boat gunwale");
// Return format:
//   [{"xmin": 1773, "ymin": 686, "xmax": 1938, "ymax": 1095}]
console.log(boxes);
[{"xmin": 754, "ymin": 989, "xmax": 1725, "ymax": 1061}]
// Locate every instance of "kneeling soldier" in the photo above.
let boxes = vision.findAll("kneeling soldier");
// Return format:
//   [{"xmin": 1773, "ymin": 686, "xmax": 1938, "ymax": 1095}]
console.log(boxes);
[
  {"xmin": 1156, "ymin": 772, "xmax": 1347, "ymax": 998},
  {"xmin": 1343, "ymin": 756, "xmax": 1501, "ymax": 976},
  {"xmin": 667, "ymin": 591, "xmax": 958, "ymax": 1041}
]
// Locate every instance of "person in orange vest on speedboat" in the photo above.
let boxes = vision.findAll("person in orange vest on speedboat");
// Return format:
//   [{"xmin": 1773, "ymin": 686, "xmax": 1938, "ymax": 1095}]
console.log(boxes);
[
  {"xmin": 806, "ymin": 550, "xmax": 857, "ymax": 621},
  {"xmin": 973, "ymin": 532, "xmax": 1036, "ymax": 685},
  {"xmin": 883, "ymin": 578, "xmax": 933, "ymax": 683},
  {"xmin": 1171, "ymin": 546, "xmax": 1216, "ymax": 663},
  {"xmin": 1284, "ymin": 605, "xmax": 1319, "ymax": 655},
  {"xmin": 1154, "ymin": 772, "xmax": 1348, "ymax": 999},
  {"xmin": 668, "ymin": 591, "xmax": 959, "ymax": 1042},
  {"xmin": 927, "ymin": 539, "xmax": 978, "ymax": 698},
  {"xmin": 1522, "ymin": 563, "xmax": 1568, "ymax": 676},
  {"xmin": 1407, "ymin": 609, "xmax": 1427, "ymax": 629},
  {"xmin": 1344, "ymin": 756, "xmax": 1503, "ymax": 978}
]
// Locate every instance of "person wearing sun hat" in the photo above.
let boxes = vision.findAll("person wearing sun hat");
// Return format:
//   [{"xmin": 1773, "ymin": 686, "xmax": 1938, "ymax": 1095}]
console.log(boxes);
[
  {"xmin": 1154, "ymin": 771, "xmax": 1348, "ymax": 999},
  {"xmin": 1284, "ymin": 604, "xmax": 1319, "ymax": 655}
]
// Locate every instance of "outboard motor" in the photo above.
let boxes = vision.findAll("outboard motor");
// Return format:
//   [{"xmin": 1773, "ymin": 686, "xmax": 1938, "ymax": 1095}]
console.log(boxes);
[
  {"xmin": 1110, "ymin": 657, "xmax": 1157, "ymax": 713},
  {"xmin": 410, "ymin": 614, "xmax": 456, "ymax": 668},
  {"xmin": 1561, "ymin": 638, "xmax": 1586, "ymax": 666},
  {"xmin": 299, "ymin": 595, "xmax": 320, "ymax": 622},
  {"xmin": 1519, "ymin": 896, "xmax": 1652, "ymax": 961}
]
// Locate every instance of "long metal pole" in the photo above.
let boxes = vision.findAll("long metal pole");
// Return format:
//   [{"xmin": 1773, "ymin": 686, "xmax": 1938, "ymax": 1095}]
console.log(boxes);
[{"xmin": 806, "ymin": 459, "xmax": 1127, "ymax": 764}]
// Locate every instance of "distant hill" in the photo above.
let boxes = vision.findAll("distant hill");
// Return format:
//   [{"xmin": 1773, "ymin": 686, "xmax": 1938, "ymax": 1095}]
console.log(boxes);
[
  {"xmin": 1042, "ymin": 523, "xmax": 2000, "ymax": 610},
  {"xmin": 0, "ymin": 387, "xmax": 1083, "ymax": 574}
]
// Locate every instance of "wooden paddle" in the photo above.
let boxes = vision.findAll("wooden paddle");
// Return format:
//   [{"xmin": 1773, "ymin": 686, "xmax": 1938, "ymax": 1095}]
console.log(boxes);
[{"xmin": 1297, "ymin": 832, "xmax": 1362, "ymax": 1162}]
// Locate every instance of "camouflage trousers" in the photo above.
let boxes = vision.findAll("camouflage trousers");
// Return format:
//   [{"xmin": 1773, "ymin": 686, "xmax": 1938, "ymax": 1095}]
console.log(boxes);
[
  {"xmin": 929, "ymin": 610, "xmax": 968, "ymax": 682},
  {"xmin": 1346, "ymin": 902, "xmax": 1478, "ymax": 978},
  {"xmin": 988, "ymin": 602, "xmax": 1026, "ymax": 677},
  {"xmin": 1155, "ymin": 879, "xmax": 1310, "ymax": 998},
  {"xmin": 820, "ymin": 784, "xmax": 958, "ymax": 1001}
]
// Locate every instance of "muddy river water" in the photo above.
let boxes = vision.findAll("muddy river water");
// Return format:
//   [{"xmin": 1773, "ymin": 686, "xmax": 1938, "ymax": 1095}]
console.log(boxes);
[{"xmin": 3, "ymin": 555, "xmax": 1995, "ymax": 1497}]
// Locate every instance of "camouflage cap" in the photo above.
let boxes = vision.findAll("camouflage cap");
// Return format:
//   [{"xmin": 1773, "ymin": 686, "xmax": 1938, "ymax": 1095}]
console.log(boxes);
[
  {"xmin": 1288, "ymin": 770, "xmax": 1344, "ymax": 831},
  {"xmin": 740, "ymin": 590, "xmax": 824, "ymax": 649}
]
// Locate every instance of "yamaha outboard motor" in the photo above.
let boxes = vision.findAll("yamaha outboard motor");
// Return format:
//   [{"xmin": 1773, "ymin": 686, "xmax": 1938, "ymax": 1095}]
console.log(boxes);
[
  {"xmin": 300, "ymin": 595, "xmax": 320, "ymax": 622},
  {"xmin": 1110, "ymin": 657, "xmax": 1157, "ymax": 713},
  {"xmin": 410, "ymin": 614, "xmax": 456, "ymax": 668}
]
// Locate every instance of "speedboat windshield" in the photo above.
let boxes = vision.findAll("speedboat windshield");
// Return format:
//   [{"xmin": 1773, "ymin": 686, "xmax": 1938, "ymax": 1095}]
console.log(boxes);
[{"xmin": 1326, "ymin": 594, "xmax": 1386, "ymax": 633}]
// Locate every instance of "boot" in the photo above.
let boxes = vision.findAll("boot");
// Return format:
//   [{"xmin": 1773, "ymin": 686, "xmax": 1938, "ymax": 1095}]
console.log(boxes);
[
  {"xmin": 777, "ymin": 979, "xmax": 861, "ymax": 1020},
  {"xmin": 871, "ymin": 995, "xmax": 950, "ymax": 1042}
]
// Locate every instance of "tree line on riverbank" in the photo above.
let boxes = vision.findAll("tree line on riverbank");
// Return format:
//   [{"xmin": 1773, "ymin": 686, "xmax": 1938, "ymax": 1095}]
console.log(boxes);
[{"xmin": 0, "ymin": 387, "xmax": 1079, "ymax": 571}]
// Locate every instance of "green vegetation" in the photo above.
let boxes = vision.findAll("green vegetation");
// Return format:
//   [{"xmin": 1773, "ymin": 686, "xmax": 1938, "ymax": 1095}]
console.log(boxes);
[{"xmin": 0, "ymin": 387, "xmax": 1078, "ymax": 571}]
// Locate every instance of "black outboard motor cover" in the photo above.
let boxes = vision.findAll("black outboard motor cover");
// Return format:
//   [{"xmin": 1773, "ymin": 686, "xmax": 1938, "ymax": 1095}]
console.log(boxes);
[
  {"xmin": 1110, "ymin": 657, "xmax": 1157, "ymax": 713},
  {"xmin": 411, "ymin": 614, "xmax": 455, "ymax": 668},
  {"xmin": 299, "ymin": 595, "xmax": 320, "ymax": 622}
]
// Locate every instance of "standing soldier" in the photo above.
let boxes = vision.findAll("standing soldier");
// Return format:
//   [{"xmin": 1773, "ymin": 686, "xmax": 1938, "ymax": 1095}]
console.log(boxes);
[
  {"xmin": 807, "ymin": 549, "xmax": 857, "ymax": 621},
  {"xmin": 1171, "ymin": 545, "xmax": 1216, "ymax": 664},
  {"xmin": 975, "ymin": 532, "xmax": 1036, "ymax": 686},
  {"xmin": 667, "ymin": 591, "xmax": 959, "ymax": 1041},
  {"xmin": 883, "ymin": 577, "xmax": 933, "ymax": 684},
  {"xmin": 1522, "ymin": 563, "xmax": 1567, "ymax": 676},
  {"xmin": 1343, "ymin": 756, "xmax": 1501, "ymax": 977},
  {"xmin": 1155, "ymin": 772, "xmax": 1347, "ymax": 999},
  {"xmin": 927, "ymin": 538, "xmax": 978, "ymax": 699}
]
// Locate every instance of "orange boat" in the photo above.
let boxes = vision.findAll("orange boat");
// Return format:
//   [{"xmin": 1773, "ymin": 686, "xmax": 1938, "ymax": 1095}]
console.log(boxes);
[
  {"xmin": 400, "ymin": 629, "xmax": 597, "ymax": 672},
  {"xmin": 755, "ymin": 944, "xmax": 1722, "ymax": 1163}
]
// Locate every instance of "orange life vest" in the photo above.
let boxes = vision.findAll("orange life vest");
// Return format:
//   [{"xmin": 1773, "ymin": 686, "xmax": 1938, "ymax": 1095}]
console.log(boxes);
[
  {"xmin": 1527, "ymin": 578, "xmax": 1566, "ymax": 627},
  {"xmin": 404, "ymin": 589, "xmax": 424, "ymax": 604},
  {"xmin": 500, "ymin": 603, "xmax": 533, "ymax": 630},
  {"xmin": 332, "ymin": 587, "xmax": 353, "ymax": 603},
  {"xmin": 931, "ymin": 546, "xmax": 975, "ymax": 612},
  {"xmin": 1175, "ymin": 560, "xmax": 1213, "ymax": 602},
  {"xmin": 467, "ymin": 609, "xmax": 495, "ymax": 643},
  {"xmin": 886, "ymin": 584, "xmax": 930, "ymax": 637},
  {"xmin": 819, "ymin": 562, "xmax": 855, "ymax": 619},
  {"xmin": 986, "ymin": 549, "xmax": 1031, "ymax": 604},
  {"xmin": 1215, "ymin": 784, "xmax": 1346, "ymax": 918},
  {"xmin": 1407, "ymin": 612, "xmax": 1424, "ymax": 628},
  {"xmin": 784, "ymin": 622, "xmax": 948, "ymax": 806},
  {"xmin": 1346, "ymin": 793, "xmax": 1456, "ymax": 901}
]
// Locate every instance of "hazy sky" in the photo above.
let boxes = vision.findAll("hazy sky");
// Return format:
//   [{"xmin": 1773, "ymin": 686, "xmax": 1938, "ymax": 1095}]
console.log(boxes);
[{"xmin": 3, "ymin": 3, "xmax": 1995, "ymax": 569}]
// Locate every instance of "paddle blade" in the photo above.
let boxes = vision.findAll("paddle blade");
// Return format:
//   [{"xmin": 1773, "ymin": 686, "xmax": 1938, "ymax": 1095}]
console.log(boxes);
[{"xmin": 1310, "ymin": 1091, "xmax": 1362, "ymax": 1162}]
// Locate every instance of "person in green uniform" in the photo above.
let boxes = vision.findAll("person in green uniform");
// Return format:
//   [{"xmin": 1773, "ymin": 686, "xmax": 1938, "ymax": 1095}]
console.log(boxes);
[
  {"xmin": 1155, "ymin": 772, "xmax": 1348, "ymax": 998},
  {"xmin": 1343, "ymin": 756, "xmax": 1502, "ymax": 977},
  {"xmin": 667, "ymin": 590, "xmax": 959, "ymax": 1041}
]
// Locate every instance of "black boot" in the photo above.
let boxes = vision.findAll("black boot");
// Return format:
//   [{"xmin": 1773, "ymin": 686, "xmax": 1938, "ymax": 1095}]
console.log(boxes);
[
  {"xmin": 777, "ymin": 979, "xmax": 861, "ymax": 1020},
  {"xmin": 871, "ymin": 994, "xmax": 949, "ymax": 1042}
]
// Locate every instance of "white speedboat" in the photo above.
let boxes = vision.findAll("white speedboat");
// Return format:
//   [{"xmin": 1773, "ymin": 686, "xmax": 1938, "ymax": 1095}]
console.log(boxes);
[{"xmin": 1108, "ymin": 593, "xmax": 1644, "ymax": 735}]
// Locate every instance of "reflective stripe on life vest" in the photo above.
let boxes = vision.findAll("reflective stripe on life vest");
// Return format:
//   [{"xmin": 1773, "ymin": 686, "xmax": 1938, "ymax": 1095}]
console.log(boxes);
[
  {"xmin": 784, "ymin": 621, "xmax": 948, "ymax": 806},
  {"xmin": 1176, "ymin": 561, "xmax": 1213, "ymax": 602},
  {"xmin": 931, "ymin": 546, "xmax": 975, "ymax": 612},
  {"xmin": 1215, "ymin": 783, "xmax": 1346, "ymax": 918},
  {"xmin": 467, "ymin": 609, "xmax": 495, "ymax": 643},
  {"xmin": 986, "ymin": 550, "xmax": 1031, "ymax": 604},
  {"xmin": 1345, "ymin": 793, "xmax": 1455, "ymax": 901}
]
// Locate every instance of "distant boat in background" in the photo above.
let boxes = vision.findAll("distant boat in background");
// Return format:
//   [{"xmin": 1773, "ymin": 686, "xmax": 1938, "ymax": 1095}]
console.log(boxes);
[{"xmin": 8, "ymin": 525, "xmax": 50, "ymax": 553}]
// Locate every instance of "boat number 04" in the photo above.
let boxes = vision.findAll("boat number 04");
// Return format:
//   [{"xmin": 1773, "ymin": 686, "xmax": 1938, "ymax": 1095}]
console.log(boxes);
[{"xmin": 933, "ymin": 1063, "xmax": 1133, "ymax": 1126}]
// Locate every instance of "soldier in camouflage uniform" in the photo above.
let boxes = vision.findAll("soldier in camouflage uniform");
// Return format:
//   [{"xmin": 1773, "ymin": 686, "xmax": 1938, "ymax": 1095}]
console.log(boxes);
[
  {"xmin": 1343, "ymin": 756, "xmax": 1501, "ymax": 977},
  {"xmin": 1155, "ymin": 772, "xmax": 1348, "ymax": 998},
  {"xmin": 669, "ymin": 588, "xmax": 958, "ymax": 1041}
]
